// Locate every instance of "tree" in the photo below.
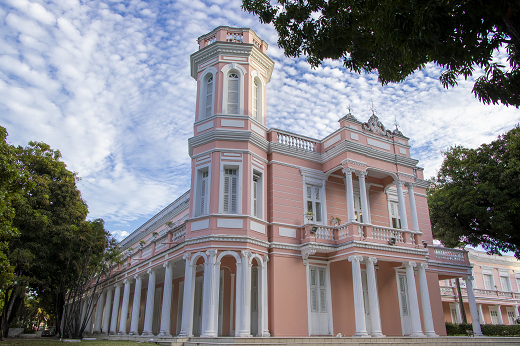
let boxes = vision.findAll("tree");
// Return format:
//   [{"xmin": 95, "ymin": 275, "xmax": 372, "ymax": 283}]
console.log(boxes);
[
  {"xmin": 242, "ymin": 0, "xmax": 520, "ymax": 107},
  {"xmin": 428, "ymin": 126, "xmax": 520, "ymax": 258}
]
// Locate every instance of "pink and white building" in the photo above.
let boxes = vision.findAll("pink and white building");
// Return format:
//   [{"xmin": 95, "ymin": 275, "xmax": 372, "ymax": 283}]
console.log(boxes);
[{"xmin": 83, "ymin": 26, "xmax": 481, "ymax": 339}]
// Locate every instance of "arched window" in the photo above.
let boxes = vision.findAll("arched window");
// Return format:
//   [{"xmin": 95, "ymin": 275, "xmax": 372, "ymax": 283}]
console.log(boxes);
[
  {"xmin": 205, "ymin": 75, "xmax": 213, "ymax": 118},
  {"xmin": 253, "ymin": 79, "xmax": 259, "ymax": 121},
  {"xmin": 227, "ymin": 73, "xmax": 239, "ymax": 115}
]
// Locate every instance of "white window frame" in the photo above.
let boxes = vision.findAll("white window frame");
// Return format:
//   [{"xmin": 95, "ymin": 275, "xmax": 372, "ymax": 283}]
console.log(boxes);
[
  {"xmin": 198, "ymin": 67, "xmax": 217, "ymax": 121},
  {"xmin": 221, "ymin": 63, "xmax": 246, "ymax": 116},
  {"xmin": 305, "ymin": 183, "xmax": 325, "ymax": 224},
  {"xmin": 250, "ymin": 71, "xmax": 265, "ymax": 124},
  {"xmin": 193, "ymin": 163, "xmax": 211, "ymax": 217},
  {"xmin": 516, "ymin": 275, "xmax": 520, "ymax": 293},
  {"xmin": 499, "ymin": 270, "xmax": 512, "ymax": 292},
  {"xmin": 385, "ymin": 186, "xmax": 404, "ymax": 229},
  {"xmin": 251, "ymin": 167, "xmax": 264, "ymax": 219},
  {"xmin": 482, "ymin": 267, "xmax": 495, "ymax": 290},
  {"xmin": 219, "ymin": 162, "xmax": 242, "ymax": 214}
]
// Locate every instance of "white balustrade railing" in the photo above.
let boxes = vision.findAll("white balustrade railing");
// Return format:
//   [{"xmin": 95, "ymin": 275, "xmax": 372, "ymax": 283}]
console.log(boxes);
[
  {"xmin": 277, "ymin": 132, "xmax": 317, "ymax": 152},
  {"xmin": 338, "ymin": 225, "xmax": 349, "ymax": 239},
  {"xmin": 499, "ymin": 291, "xmax": 514, "ymax": 298},
  {"xmin": 440, "ymin": 287, "xmax": 455, "ymax": 295},
  {"xmin": 226, "ymin": 32, "xmax": 243, "ymax": 43},
  {"xmin": 372, "ymin": 226, "xmax": 404, "ymax": 243},
  {"xmin": 433, "ymin": 247, "xmax": 466, "ymax": 262},
  {"xmin": 473, "ymin": 288, "xmax": 497, "ymax": 296},
  {"xmin": 315, "ymin": 226, "xmax": 334, "ymax": 240},
  {"xmin": 172, "ymin": 224, "xmax": 186, "ymax": 242},
  {"xmin": 205, "ymin": 35, "xmax": 216, "ymax": 46}
]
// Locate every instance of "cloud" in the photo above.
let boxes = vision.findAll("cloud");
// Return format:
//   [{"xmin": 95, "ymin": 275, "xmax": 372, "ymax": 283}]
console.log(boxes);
[{"xmin": 1, "ymin": 0, "xmax": 519, "ymax": 240}]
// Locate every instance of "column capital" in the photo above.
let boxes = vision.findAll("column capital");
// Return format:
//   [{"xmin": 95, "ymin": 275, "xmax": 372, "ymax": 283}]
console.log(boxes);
[
  {"xmin": 418, "ymin": 262, "xmax": 428, "ymax": 270},
  {"xmin": 405, "ymin": 182, "xmax": 417, "ymax": 188},
  {"xmin": 114, "ymin": 282, "xmax": 123, "ymax": 288},
  {"xmin": 342, "ymin": 167, "xmax": 356, "ymax": 175},
  {"xmin": 163, "ymin": 261, "xmax": 175, "ymax": 269},
  {"xmin": 367, "ymin": 257, "xmax": 378, "ymax": 264},
  {"xmin": 464, "ymin": 276, "xmax": 474, "ymax": 282},
  {"xmin": 263, "ymin": 255, "xmax": 269, "ymax": 263},
  {"xmin": 403, "ymin": 261, "xmax": 416, "ymax": 268},
  {"xmin": 183, "ymin": 252, "xmax": 191, "ymax": 261},
  {"xmin": 134, "ymin": 273, "xmax": 143, "ymax": 280},
  {"xmin": 206, "ymin": 249, "xmax": 218, "ymax": 256},
  {"xmin": 147, "ymin": 268, "xmax": 156, "ymax": 275},
  {"xmin": 348, "ymin": 255, "xmax": 364, "ymax": 263},
  {"xmin": 123, "ymin": 278, "xmax": 133, "ymax": 285},
  {"xmin": 241, "ymin": 250, "xmax": 252, "ymax": 258},
  {"xmin": 356, "ymin": 170, "xmax": 368, "ymax": 178},
  {"xmin": 394, "ymin": 179, "xmax": 405, "ymax": 187}
]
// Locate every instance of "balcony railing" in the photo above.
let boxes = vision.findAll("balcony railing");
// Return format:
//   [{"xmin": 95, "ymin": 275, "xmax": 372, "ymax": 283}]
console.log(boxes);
[
  {"xmin": 429, "ymin": 246, "xmax": 469, "ymax": 265},
  {"xmin": 306, "ymin": 222, "xmax": 420, "ymax": 247},
  {"xmin": 440, "ymin": 286, "xmax": 520, "ymax": 301},
  {"xmin": 276, "ymin": 131, "xmax": 317, "ymax": 152}
]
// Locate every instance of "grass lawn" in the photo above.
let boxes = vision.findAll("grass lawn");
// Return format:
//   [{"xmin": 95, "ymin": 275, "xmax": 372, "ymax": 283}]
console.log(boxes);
[{"xmin": 3, "ymin": 340, "xmax": 157, "ymax": 346}]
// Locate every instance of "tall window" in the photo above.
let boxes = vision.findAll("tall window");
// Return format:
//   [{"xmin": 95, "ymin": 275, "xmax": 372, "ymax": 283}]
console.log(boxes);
[
  {"xmin": 306, "ymin": 185, "xmax": 322, "ymax": 223},
  {"xmin": 389, "ymin": 201, "xmax": 401, "ymax": 229},
  {"xmin": 353, "ymin": 194, "xmax": 363, "ymax": 223},
  {"xmin": 223, "ymin": 169, "xmax": 238, "ymax": 213},
  {"xmin": 253, "ymin": 173, "xmax": 259, "ymax": 217},
  {"xmin": 227, "ymin": 73, "xmax": 239, "ymax": 114},
  {"xmin": 483, "ymin": 274, "xmax": 494, "ymax": 290},
  {"xmin": 196, "ymin": 170, "xmax": 209, "ymax": 216},
  {"xmin": 500, "ymin": 275, "xmax": 511, "ymax": 291},
  {"xmin": 205, "ymin": 76, "xmax": 213, "ymax": 118},
  {"xmin": 253, "ymin": 79, "xmax": 259, "ymax": 121}
]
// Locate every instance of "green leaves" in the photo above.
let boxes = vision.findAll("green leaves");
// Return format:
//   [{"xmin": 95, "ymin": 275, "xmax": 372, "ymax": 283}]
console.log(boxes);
[
  {"xmin": 428, "ymin": 126, "xmax": 520, "ymax": 258},
  {"xmin": 242, "ymin": 0, "xmax": 520, "ymax": 107}
]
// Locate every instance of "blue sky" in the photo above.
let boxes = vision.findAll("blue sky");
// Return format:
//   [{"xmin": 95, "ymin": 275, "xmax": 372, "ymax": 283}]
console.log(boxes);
[{"xmin": 1, "ymin": 0, "xmax": 519, "ymax": 241}]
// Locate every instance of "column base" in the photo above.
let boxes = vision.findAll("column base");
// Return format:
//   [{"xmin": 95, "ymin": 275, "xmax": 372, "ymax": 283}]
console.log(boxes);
[
  {"xmin": 178, "ymin": 332, "xmax": 189, "ymax": 337},
  {"xmin": 128, "ymin": 331, "xmax": 138, "ymax": 336},
  {"xmin": 141, "ymin": 331, "xmax": 154, "ymax": 336},
  {"xmin": 260, "ymin": 332, "xmax": 271, "ymax": 337},
  {"xmin": 410, "ymin": 332, "xmax": 426, "ymax": 337},
  {"xmin": 236, "ymin": 331, "xmax": 252, "ymax": 337},
  {"xmin": 370, "ymin": 332, "xmax": 385, "ymax": 337},
  {"xmin": 117, "ymin": 332, "xmax": 127, "ymax": 336},
  {"xmin": 157, "ymin": 331, "xmax": 172, "ymax": 338},
  {"xmin": 353, "ymin": 332, "xmax": 370, "ymax": 337},
  {"xmin": 200, "ymin": 331, "xmax": 217, "ymax": 338},
  {"xmin": 425, "ymin": 332, "xmax": 439, "ymax": 337}
]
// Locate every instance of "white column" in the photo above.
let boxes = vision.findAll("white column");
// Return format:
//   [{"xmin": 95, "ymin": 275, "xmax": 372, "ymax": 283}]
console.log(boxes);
[
  {"xmin": 200, "ymin": 250, "xmax": 217, "ymax": 337},
  {"xmin": 403, "ymin": 262, "xmax": 424, "ymax": 337},
  {"xmin": 417, "ymin": 263, "xmax": 437, "ymax": 336},
  {"xmin": 109, "ymin": 283, "xmax": 122, "ymax": 334},
  {"xmin": 80, "ymin": 298, "xmax": 88, "ymax": 329},
  {"xmin": 348, "ymin": 255, "xmax": 369, "ymax": 337},
  {"xmin": 366, "ymin": 258, "xmax": 383, "ymax": 337},
  {"xmin": 357, "ymin": 171, "xmax": 369, "ymax": 224},
  {"xmin": 142, "ymin": 268, "xmax": 157, "ymax": 336},
  {"xmin": 60, "ymin": 304, "xmax": 66, "ymax": 337},
  {"xmin": 395, "ymin": 180, "xmax": 409, "ymax": 231},
  {"xmin": 159, "ymin": 262, "xmax": 174, "ymax": 337},
  {"xmin": 497, "ymin": 305, "xmax": 504, "ymax": 324},
  {"xmin": 119, "ymin": 278, "xmax": 132, "ymax": 335},
  {"xmin": 464, "ymin": 276, "xmax": 483, "ymax": 336},
  {"xmin": 213, "ymin": 254, "xmax": 221, "ymax": 336},
  {"xmin": 86, "ymin": 294, "xmax": 95, "ymax": 333},
  {"xmin": 93, "ymin": 290, "xmax": 106, "ymax": 333},
  {"xmin": 343, "ymin": 168, "xmax": 356, "ymax": 222},
  {"xmin": 236, "ymin": 251, "xmax": 251, "ymax": 337},
  {"xmin": 179, "ymin": 253, "xmax": 194, "ymax": 337},
  {"xmin": 102, "ymin": 287, "xmax": 113, "ymax": 334},
  {"xmin": 478, "ymin": 304, "xmax": 485, "ymax": 324},
  {"xmin": 515, "ymin": 305, "xmax": 519, "ymax": 319},
  {"xmin": 129, "ymin": 274, "xmax": 143, "ymax": 335},
  {"xmin": 262, "ymin": 255, "xmax": 270, "ymax": 336},
  {"xmin": 406, "ymin": 183, "xmax": 420, "ymax": 232},
  {"xmin": 230, "ymin": 273, "xmax": 235, "ymax": 336}
]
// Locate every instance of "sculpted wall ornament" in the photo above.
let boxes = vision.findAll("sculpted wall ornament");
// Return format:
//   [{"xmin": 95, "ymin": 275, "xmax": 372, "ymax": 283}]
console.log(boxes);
[
  {"xmin": 362, "ymin": 114, "xmax": 394, "ymax": 138},
  {"xmin": 301, "ymin": 247, "xmax": 317, "ymax": 265}
]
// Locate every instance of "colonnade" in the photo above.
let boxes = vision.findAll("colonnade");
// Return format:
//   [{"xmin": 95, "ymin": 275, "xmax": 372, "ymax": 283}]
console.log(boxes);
[
  {"xmin": 343, "ymin": 168, "xmax": 420, "ymax": 233},
  {"xmin": 347, "ymin": 257, "xmax": 438, "ymax": 337},
  {"xmin": 86, "ymin": 249, "xmax": 268, "ymax": 338}
]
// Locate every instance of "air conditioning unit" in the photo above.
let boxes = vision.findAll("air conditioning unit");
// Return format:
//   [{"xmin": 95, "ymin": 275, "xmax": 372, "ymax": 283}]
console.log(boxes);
[
  {"xmin": 389, "ymin": 237, "xmax": 396, "ymax": 245},
  {"xmin": 310, "ymin": 226, "xmax": 318, "ymax": 233}
]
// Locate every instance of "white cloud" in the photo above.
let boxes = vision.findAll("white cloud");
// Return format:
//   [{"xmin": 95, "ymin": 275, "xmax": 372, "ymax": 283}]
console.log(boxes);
[{"xmin": 1, "ymin": 0, "xmax": 519, "ymax": 240}]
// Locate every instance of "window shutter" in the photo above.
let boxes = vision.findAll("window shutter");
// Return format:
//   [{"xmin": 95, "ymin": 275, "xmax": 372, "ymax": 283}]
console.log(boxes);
[
  {"xmin": 200, "ymin": 176, "xmax": 206, "ymax": 215},
  {"xmin": 253, "ymin": 180, "xmax": 258, "ymax": 217},
  {"xmin": 231, "ymin": 175, "xmax": 237, "ymax": 213},
  {"xmin": 223, "ymin": 175, "xmax": 230, "ymax": 213},
  {"xmin": 205, "ymin": 77, "xmax": 213, "ymax": 118},
  {"xmin": 228, "ymin": 74, "xmax": 239, "ymax": 115},
  {"xmin": 253, "ymin": 80, "xmax": 258, "ymax": 120}
]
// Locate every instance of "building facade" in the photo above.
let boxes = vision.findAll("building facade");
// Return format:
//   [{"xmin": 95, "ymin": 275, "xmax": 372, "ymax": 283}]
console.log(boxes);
[
  {"xmin": 78, "ymin": 26, "xmax": 481, "ymax": 338},
  {"xmin": 441, "ymin": 249, "xmax": 520, "ymax": 326}
]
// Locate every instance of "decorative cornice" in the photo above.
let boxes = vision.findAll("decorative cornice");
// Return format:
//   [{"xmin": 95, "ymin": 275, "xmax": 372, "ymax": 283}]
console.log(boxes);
[{"xmin": 189, "ymin": 129, "xmax": 269, "ymax": 157}]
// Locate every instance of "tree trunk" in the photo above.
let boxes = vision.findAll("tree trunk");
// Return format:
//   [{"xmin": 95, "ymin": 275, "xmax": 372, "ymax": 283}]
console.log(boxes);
[{"xmin": 455, "ymin": 278, "xmax": 467, "ymax": 324}]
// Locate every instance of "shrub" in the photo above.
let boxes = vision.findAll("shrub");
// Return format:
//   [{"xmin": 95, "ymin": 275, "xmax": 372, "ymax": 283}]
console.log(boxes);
[{"xmin": 446, "ymin": 322, "xmax": 520, "ymax": 336}]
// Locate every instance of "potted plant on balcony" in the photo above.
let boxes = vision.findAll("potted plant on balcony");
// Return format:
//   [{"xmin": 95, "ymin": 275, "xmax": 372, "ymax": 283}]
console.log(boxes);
[
  {"xmin": 330, "ymin": 216, "xmax": 341, "ymax": 226},
  {"xmin": 305, "ymin": 211, "xmax": 314, "ymax": 221}
]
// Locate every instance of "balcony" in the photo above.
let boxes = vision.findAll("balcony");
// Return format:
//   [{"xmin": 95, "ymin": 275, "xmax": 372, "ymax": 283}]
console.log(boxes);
[
  {"xmin": 440, "ymin": 285, "xmax": 520, "ymax": 303},
  {"xmin": 300, "ymin": 222, "xmax": 422, "ymax": 248},
  {"xmin": 428, "ymin": 246, "xmax": 469, "ymax": 264}
]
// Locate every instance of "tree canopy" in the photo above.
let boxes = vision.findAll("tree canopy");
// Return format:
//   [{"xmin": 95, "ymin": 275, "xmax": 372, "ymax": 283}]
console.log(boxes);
[
  {"xmin": 242, "ymin": 0, "xmax": 520, "ymax": 107},
  {"xmin": 428, "ymin": 126, "xmax": 520, "ymax": 258}
]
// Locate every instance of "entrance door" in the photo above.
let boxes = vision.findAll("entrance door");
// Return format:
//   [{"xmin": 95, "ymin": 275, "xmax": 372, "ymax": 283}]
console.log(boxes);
[
  {"xmin": 397, "ymin": 273, "xmax": 412, "ymax": 335},
  {"xmin": 506, "ymin": 307, "xmax": 516, "ymax": 325},
  {"xmin": 489, "ymin": 306, "xmax": 499, "ymax": 324},
  {"xmin": 310, "ymin": 266, "xmax": 329, "ymax": 335},
  {"xmin": 361, "ymin": 270, "xmax": 371, "ymax": 334},
  {"xmin": 251, "ymin": 267, "xmax": 259, "ymax": 336},
  {"xmin": 192, "ymin": 277, "xmax": 203, "ymax": 336}
]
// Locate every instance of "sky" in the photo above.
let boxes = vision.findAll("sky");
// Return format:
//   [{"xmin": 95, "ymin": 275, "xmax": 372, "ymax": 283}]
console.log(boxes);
[{"xmin": 1, "ymin": 0, "xmax": 519, "ymax": 241}]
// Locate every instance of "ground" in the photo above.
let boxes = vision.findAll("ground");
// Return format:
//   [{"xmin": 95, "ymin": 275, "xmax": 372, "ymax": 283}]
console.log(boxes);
[{"xmin": 2, "ymin": 340, "xmax": 155, "ymax": 346}]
